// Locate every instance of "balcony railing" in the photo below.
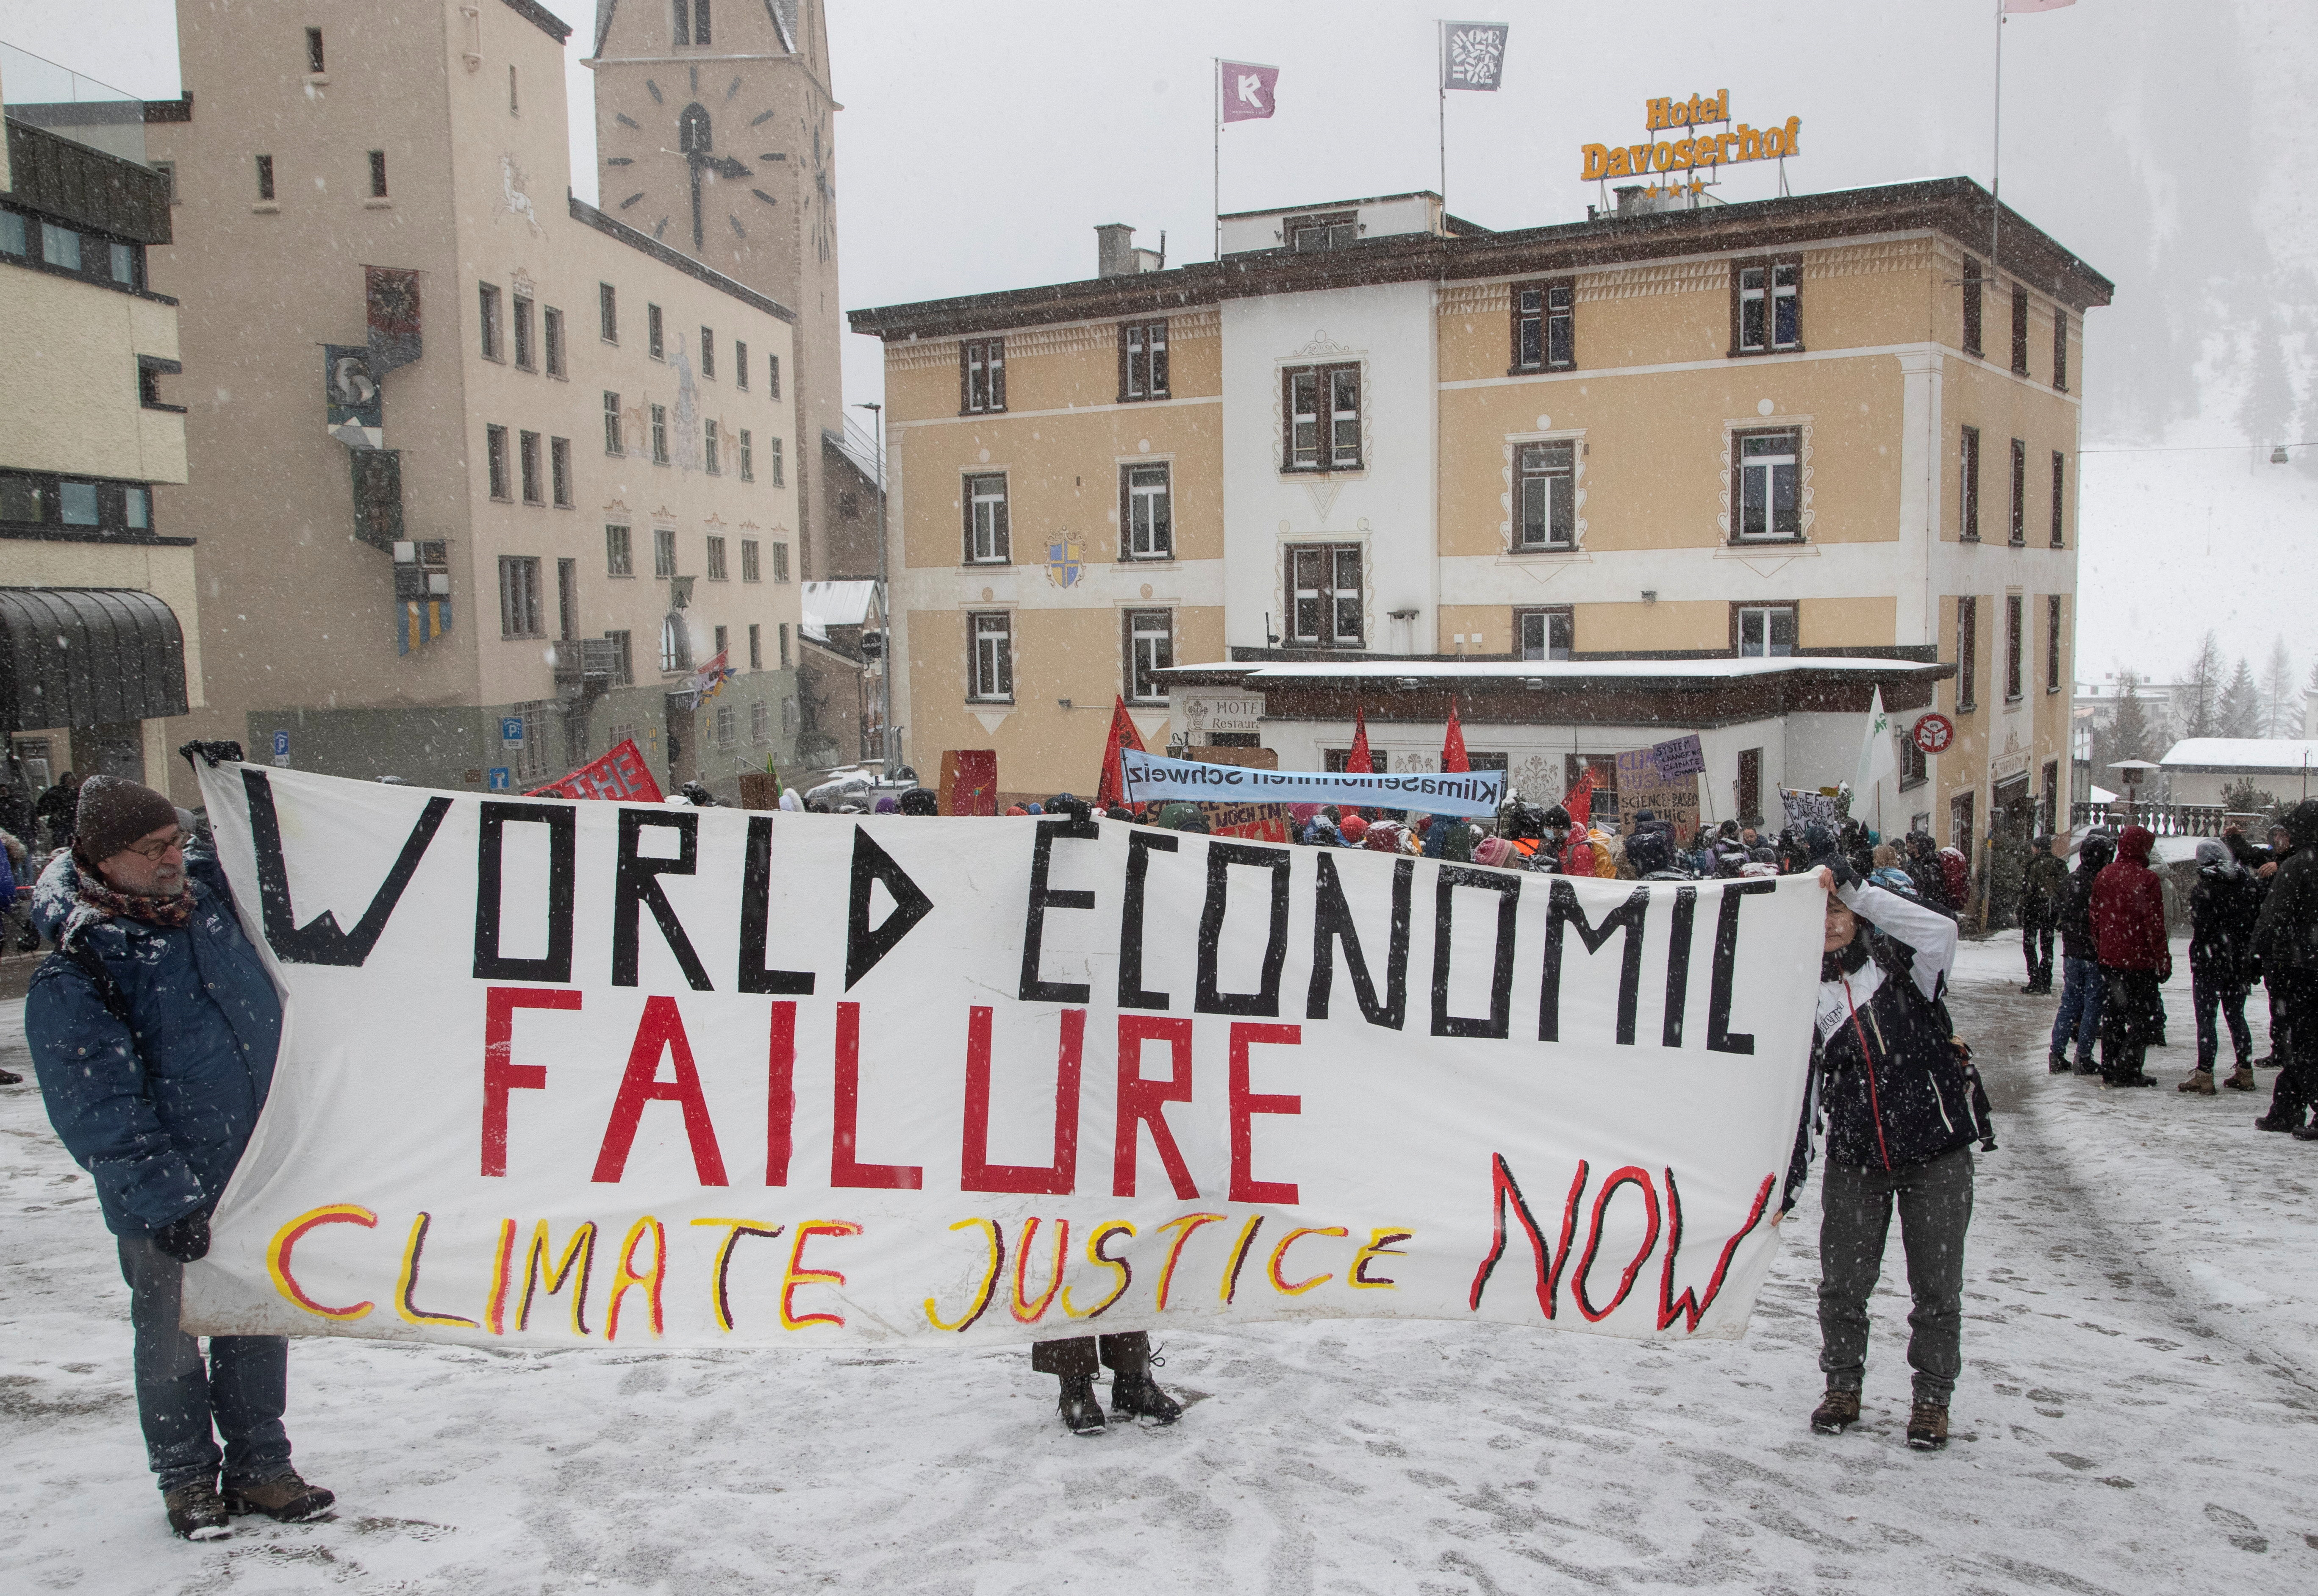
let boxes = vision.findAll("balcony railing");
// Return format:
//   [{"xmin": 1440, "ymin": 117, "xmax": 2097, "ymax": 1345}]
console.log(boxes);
[{"xmin": 2069, "ymin": 801, "xmax": 2274, "ymax": 838}]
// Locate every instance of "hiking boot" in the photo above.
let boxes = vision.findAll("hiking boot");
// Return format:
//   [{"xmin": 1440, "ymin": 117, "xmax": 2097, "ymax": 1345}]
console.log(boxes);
[
  {"xmin": 0, "ymin": 1067, "xmax": 22, "ymax": 1085},
  {"xmin": 2222, "ymin": 1066, "xmax": 2257, "ymax": 1091},
  {"xmin": 221, "ymin": 1471, "xmax": 334, "ymax": 1522},
  {"xmin": 2047, "ymin": 1050, "xmax": 2071, "ymax": 1074},
  {"xmin": 164, "ymin": 1478, "xmax": 232, "ymax": 1541},
  {"xmin": 2294, "ymin": 1122, "xmax": 2318, "ymax": 1143},
  {"xmin": 1112, "ymin": 1372, "xmax": 1184, "ymax": 1424},
  {"xmin": 1809, "ymin": 1390, "xmax": 1861, "ymax": 1434},
  {"xmin": 2074, "ymin": 1056, "xmax": 2099, "ymax": 1076},
  {"xmin": 1906, "ymin": 1403, "xmax": 1950, "ymax": 1450},
  {"xmin": 1057, "ymin": 1372, "xmax": 1108, "ymax": 1436},
  {"xmin": 2179, "ymin": 1071, "xmax": 2216, "ymax": 1096},
  {"xmin": 2254, "ymin": 1111, "xmax": 2304, "ymax": 1133}
]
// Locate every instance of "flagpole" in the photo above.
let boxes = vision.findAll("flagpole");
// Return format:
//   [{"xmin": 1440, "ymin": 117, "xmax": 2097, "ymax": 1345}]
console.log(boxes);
[
  {"xmin": 1437, "ymin": 22, "xmax": 1448, "ymax": 207},
  {"xmin": 1990, "ymin": 0, "xmax": 2004, "ymax": 278},
  {"xmin": 1213, "ymin": 58, "xmax": 1222, "ymax": 262}
]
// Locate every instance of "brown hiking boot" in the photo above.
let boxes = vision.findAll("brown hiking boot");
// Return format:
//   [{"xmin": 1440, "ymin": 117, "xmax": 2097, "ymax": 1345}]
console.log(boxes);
[
  {"xmin": 164, "ymin": 1478, "xmax": 231, "ymax": 1541},
  {"xmin": 222, "ymin": 1471, "xmax": 334, "ymax": 1522},
  {"xmin": 1810, "ymin": 1390, "xmax": 1861, "ymax": 1434},
  {"xmin": 1906, "ymin": 1402, "xmax": 1949, "ymax": 1450},
  {"xmin": 2222, "ymin": 1066, "xmax": 2256, "ymax": 1091},
  {"xmin": 2179, "ymin": 1071, "xmax": 2216, "ymax": 1095}
]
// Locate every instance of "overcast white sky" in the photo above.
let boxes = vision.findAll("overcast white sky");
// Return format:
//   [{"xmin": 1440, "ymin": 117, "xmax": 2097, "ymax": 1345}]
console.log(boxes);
[{"xmin": 5, "ymin": 0, "xmax": 2313, "ymax": 692}]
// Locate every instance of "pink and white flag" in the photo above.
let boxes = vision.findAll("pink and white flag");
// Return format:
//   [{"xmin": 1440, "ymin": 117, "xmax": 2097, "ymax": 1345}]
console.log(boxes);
[{"xmin": 1220, "ymin": 60, "xmax": 1279, "ymax": 123}]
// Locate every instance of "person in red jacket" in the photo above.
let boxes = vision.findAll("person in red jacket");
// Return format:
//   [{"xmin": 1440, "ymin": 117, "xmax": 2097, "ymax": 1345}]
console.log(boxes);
[{"xmin": 2090, "ymin": 824, "xmax": 2171, "ymax": 1088}]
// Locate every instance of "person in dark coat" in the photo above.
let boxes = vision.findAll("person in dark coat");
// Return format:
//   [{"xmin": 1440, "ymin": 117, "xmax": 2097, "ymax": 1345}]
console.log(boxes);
[
  {"xmin": 33, "ymin": 770, "xmax": 80, "ymax": 850},
  {"xmin": 2253, "ymin": 800, "xmax": 2318, "ymax": 1135},
  {"xmin": 2018, "ymin": 834, "xmax": 2070, "ymax": 994},
  {"xmin": 2090, "ymin": 824, "xmax": 2170, "ymax": 1088},
  {"xmin": 2049, "ymin": 831, "xmax": 2113, "ymax": 1074},
  {"xmin": 1787, "ymin": 860, "xmax": 1992, "ymax": 1453},
  {"xmin": 1905, "ymin": 832, "xmax": 1952, "ymax": 913},
  {"xmin": 25, "ymin": 774, "xmax": 334, "ymax": 1540},
  {"xmin": 2183, "ymin": 838, "xmax": 2262, "ymax": 1094}
]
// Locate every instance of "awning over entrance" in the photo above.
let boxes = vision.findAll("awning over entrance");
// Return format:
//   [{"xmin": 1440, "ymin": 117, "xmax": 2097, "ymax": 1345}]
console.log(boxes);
[{"xmin": 0, "ymin": 587, "xmax": 189, "ymax": 732}]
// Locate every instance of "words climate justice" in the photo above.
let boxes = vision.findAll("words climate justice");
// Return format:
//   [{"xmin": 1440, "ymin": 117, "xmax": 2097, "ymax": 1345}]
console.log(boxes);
[{"xmin": 1579, "ymin": 91, "xmax": 1803, "ymax": 186}]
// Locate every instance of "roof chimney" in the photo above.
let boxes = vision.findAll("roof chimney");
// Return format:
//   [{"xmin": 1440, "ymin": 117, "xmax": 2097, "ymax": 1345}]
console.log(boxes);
[{"xmin": 1096, "ymin": 223, "xmax": 1137, "ymax": 278}]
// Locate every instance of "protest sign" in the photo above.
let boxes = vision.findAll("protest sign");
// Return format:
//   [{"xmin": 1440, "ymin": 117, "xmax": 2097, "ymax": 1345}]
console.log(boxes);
[
  {"xmin": 1780, "ymin": 788, "xmax": 1841, "ymax": 834},
  {"xmin": 1613, "ymin": 747, "xmax": 1700, "ymax": 840},
  {"xmin": 1120, "ymin": 751, "xmax": 1504, "ymax": 816},
  {"xmin": 184, "ymin": 763, "xmax": 1818, "ymax": 1353},
  {"xmin": 527, "ymin": 739, "xmax": 662, "ymax": 804},
  {"xmin": 1201, "ymin": 802, "xmax": 1291, "ymax": 842}
]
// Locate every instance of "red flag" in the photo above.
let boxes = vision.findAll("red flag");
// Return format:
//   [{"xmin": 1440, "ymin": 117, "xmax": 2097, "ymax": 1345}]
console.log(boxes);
[
  {"xmin": 1096, "ymin": 696, "xmax": 1146, "ymax": 809},
  {"xmin": 1441, "ymin": 698, "xmax": 1469, "ymax": 774},
  {"xmin": 1565, "ymin": 767, "xmax": 1593, "ymax": 828},
  {"xmin": 1346, "ymin": 705, "xmax": 1374, "ymax": 774}
]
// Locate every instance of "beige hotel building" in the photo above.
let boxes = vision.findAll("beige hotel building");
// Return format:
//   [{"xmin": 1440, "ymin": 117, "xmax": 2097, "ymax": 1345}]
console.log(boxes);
[{"xmin": 852, "ymin": 179, "xmax": 2110, "ymax": 858}]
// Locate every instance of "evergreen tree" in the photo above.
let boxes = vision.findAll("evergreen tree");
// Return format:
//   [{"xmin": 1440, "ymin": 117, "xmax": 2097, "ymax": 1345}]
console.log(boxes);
[
  {"xmin": 2220, "ymin": 658, "xmax": 2262, "ymax": 739},
  {"xmin": 2261, "ymin": 637, "xmax": 2296, "ymax": 737},
  {"xmin": 2094, "ymin": 671, "xmax": 2160, "ymax": 778},
  {"xmin": 2174, "ymin": 631, "xmax": 2224, "ymax": 741}
]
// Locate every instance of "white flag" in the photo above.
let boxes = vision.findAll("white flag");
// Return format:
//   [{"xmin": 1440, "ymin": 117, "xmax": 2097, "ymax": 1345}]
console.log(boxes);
[{"xmin": 1851, "ymin": 687, "xmax": 1899, "ymax": 819}]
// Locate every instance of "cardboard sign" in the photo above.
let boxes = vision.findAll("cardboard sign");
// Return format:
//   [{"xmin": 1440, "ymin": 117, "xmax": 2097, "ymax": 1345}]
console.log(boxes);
[{"xmin": 1613, "ymin": 747, "xmax": 1701, "ymax": 841}]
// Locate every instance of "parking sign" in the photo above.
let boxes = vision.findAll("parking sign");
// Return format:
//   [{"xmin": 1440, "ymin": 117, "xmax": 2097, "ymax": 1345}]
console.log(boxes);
[
  {"xmin": 500, "ymin": 716, "xmax": 525, "ymax": 744},
  {"xmin": 272, "ymin": 730, "xmax": 290, "ymax": 768}
]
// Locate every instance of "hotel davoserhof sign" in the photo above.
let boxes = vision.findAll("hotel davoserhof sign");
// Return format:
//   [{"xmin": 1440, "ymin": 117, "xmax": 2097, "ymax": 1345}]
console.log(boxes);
[{"xmin": 1580, "ymin": 91, "xmax": 1802, "ymax": 194}]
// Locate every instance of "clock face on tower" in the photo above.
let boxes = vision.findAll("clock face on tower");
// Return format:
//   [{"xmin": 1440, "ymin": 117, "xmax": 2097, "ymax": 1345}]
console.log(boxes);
[{"xmin": 603, "ymin": 75, "xmax": 781, "ymax": 252}]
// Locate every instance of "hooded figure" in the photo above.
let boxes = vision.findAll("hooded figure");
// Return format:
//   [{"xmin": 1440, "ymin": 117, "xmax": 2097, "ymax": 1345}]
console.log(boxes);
[
  {"xmin": 2049, "ymin": 831, "xmax": 2115, "ymax": 1074},
  {"xmin": 2089, "ymin": 825, "xmax": 2169, "ymax": 1088},
  {"xmin": 2253, "ymin": 799, "xmax": 2318, "ymax": 1133},
  {"xmin": 2183, "ymin": 837, "xmax": 2261, "ymax": 1091},
  {"xmin": 1338, "ymin": 814, "xmax": 1370, "ymax": 847},
  {"xmin": 2018, "ymin": 834, "xmax": 2071, "ymax": 995}
]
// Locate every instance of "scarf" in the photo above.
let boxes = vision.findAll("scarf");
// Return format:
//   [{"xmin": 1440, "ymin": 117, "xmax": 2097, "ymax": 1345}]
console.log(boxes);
[{"xmin": 73, "ymin": 860, "xmax": 197, "ymax": 930}]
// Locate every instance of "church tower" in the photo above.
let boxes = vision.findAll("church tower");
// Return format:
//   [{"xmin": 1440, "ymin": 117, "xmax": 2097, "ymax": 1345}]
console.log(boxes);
[{"xmin": 588, "ymin": 0, "xmax": 850, "ymax": 578}]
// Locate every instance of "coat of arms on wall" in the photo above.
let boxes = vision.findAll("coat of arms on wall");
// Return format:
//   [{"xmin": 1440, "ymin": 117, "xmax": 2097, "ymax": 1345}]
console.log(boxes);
[{"xmin": 1044, "ymin": 534, "xmax": 1085, "ymax": 588}]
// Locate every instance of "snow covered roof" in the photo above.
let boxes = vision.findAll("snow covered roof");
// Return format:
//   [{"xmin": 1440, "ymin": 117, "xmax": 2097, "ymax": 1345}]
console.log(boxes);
[
  {"xmin": 800, "ymin": 580, "xmax": 879, "ymax": 642},
  {"xmin": 2159, "ymin": 738, "xmax": 2318, "ymax": 773},
  {"xmin": 1163, "ymin": 657, "xmax": 1947, "ymax": 683}
]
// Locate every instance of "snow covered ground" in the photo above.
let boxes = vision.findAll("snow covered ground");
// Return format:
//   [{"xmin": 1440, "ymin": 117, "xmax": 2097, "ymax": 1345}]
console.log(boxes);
[{"xmin": 3, "ymin": 938, "xmax": 2314, "ymax": 1594}]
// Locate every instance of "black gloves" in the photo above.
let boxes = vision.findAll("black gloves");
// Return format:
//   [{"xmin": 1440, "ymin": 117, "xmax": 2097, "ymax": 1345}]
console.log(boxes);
[
  {"xmin": 1816, "ymin": 853, "xmax": 1857, "ymax": 889},
  {"xmin": 154, "ymin": 1207, "xmax": 212, "ymax": 1263},
  {"xmin": 178, "ymin": 740, "xmax": 245, "ymax": 771}
]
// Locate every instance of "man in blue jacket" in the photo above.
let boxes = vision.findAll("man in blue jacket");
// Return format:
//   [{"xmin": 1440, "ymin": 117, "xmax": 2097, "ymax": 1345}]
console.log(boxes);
[{"xmin": 27, "ymin": 773, "xmax": 333, "ymax": 1541}]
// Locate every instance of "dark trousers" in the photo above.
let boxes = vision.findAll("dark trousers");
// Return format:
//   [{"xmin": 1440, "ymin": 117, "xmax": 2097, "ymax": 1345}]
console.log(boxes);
[
  {"xmin": 1031, "ymin": 1331, "xmax": 1150, "ymax": 1381},
  {"xmin": 117, "ymin": 1234, "xmax": 291, "ymax": 1493},
  {"xmin": 2050, "ymin": 956, "xmax": 2103, "ymax": 1060},
  {"xmin": 2265, "ymin": 969, "xmax": 2318, "ymax": 1124},
  {"xmin": 2021, "ymin": 919, "xmax": 2054, "ymax": 988},
  {"xmin": 2190, "ymin": 963, "xmax": 2252, "ymax": 1074},
  {"xmin": 1818, "ymin": 1146, "xmax": 1974, "ymax": 1407},
  {"xmin": 2099, "ymin": 968, "xmax": 2164, "ymax": 1083}
]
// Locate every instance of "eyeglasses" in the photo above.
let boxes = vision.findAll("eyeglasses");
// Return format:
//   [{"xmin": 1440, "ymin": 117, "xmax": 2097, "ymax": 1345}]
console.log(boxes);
[{"xmin": 123, "ymin": 829, "xmax": 187, "ymax": 862}]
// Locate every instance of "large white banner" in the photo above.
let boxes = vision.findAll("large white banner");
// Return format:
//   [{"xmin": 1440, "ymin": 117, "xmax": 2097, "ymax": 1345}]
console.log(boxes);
[{"xmin": 184, "ymin": 764, "xmax": 1818, "ymax": 1351}]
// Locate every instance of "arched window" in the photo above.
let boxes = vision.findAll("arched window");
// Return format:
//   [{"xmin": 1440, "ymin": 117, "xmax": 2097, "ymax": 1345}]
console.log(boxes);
[
  {"xmin": 677, "ymin": 103, "xmax": 713, "ymax": 157},
  {"xmin": 661, "ymin": 613, "xmax": 692, "ymax": 672}
]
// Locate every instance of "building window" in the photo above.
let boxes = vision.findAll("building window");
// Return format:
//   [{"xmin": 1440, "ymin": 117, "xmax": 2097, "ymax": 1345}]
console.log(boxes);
[
  {"xmin": 674, "ymin": 0, "xmax": 712, "ymax": 47},
  {"xmin": 1732, "ymin": 259, "xmax": 1801, "ymax": 354},
  {"xmin": 735, "ymin": 340, "xmax": 749, "ymax": 390},
  {"xmin": 1950, "ymin": 791, "xmax": 1974, "ymax": 863},
  {"xmin": 607, "ymin": 524, "xmax": 633, "ymax": 577},
  {"xmin": 968, "ymin": 611, "xmax": 1014, "ymax": 701},
  {"xmin": 661, "ymin": 614, "xmax": 690, "ymax": 672},
  {"xmin": 1120, "ymin": 320, "xmax": 1169, "ymax": 400},
  {"xmin": 707, "ymin": 535, "xmax": 728, "ymax": 580},
  {"xmin": 557, "ymin": 558, "xmax": 578, "ymax": 641},
  {"xmin": 603, "ymin": 391, "xmax": 624, "ymax": 455},
  {"xmin": 1288, "ymin": 211, "xmax": 1357, "ymax": 251},
  {"xmin": 1732, "ymin": 428, "xmax": 1801, "ymax": 541},
  {"xmin": 2050, "ymin": 452, "xmax": 2066, "ymax": 547},
  {"xmin": 1124, "ymin": 609, "xmax": 1173, "ymax": 704},
  {"xmin": 1284, "ymin": 363, "xmax": 1361, "ymax": 472},
  {"xmin": 41, "ymin": 221, "xmax": 81, "ymax": 271},
  {"xmin": 1516, "ymin": 441, "xmax": 1577, "ymax": 549},
  {"xmin": 713, "ymin": 623, "xmax": 729, "ymax": 659},
  {"xmin": 2011, "ymin": 285, "xmax": 2031, "ymax": 377},
  {"xmin": 772, "ymin": 542, "xmax": 791, "ymax": 582},
  {"xmin": 648, "ymin": 303, "xmax": 664, "ymax": 359},
  {"xmin": 1121, "ymin": 463, "xmax": 1172, "ymax": 558},
  {"xmin": 1285, "ymin": 544, "xmax": 1363, "ymax": 648},
  {"xmin": 768, "ymin": 435, "xmax": 784, "ymax": 486},
  {"xmin": 256, "ymin": 153, "xmax": 275, "ymax": 202},
  {"xmin": 751, "ymin": 699, "xmax": 769, "ymax": 743},
  {"xmin": 1956, "ymin": 596, "xmax": 1979, "ymax": 712},
  {"xmin": 739, "ymin": 429, "xmax": 754, "ymax": 481},
  {"xmin": 782, "ymin": 695, "xmax": 797, "ymax": 733},
  {"xmin": 767, "ymin": 353, "xmax": 780, "ymax": 399},
  {"xmin": 654, "ymin": 527, "xmax": 677, "ymax": 578},
  {"xmin": 509, "ymin": 64, "xmax": 519, "ymax": 115},
  {"xmin": 778, "ymin": 622, "xmax": 790, "ymax": 667},
  {"xmin": 964, "ymin": 473, "xmax": 1010, "ymax": 563},
  {"xmin": 550, "ymin": 437, "xmax": 572, "ymax": 506},
  {"xmin": 368, "ymin": 149, "xmax": 388, "ymax": 198},
  {"xmin": 1961, "ymin": 257, "xmax": 1984, "ymax": 357},
  {"xmin": 486, "ymin": 425, "xmax": 511, "ymax": 499},
  {"xmin": 2047, "ymin": 594, "xmax": 2065, "ymax": 694},
  {"xmin": 2053, "ymin": 309, "xmax": 2069, "ymax": 392},
  {"xmin": 499, "ymin": 556, "xmax": 544, "ymax": 638},
  {"xmin": 0, "ymin": 470, "xmax": 160, "ymax": 536},
  {"xmin": 1737, "ymin": 749, "xmax": 1763, "ymax": 822},
  {"xmin": 748, "ymin": 622, "xmax": 763, "ymax": 671},
  {"xmin": 606, "ymin": 630, "xmax": 635, "ymax": 685},
  {"xmin": 519, "ymin": 431, "xmax": 543, "ymax": 504},
  {"xmin": 741, "ymin": 538, "xmax": 761, "ymax": 581},
  {"xmin": 705, "ymin": 420, "xmax": 721, "ymax": 475},
  {"xmin": 1959, "ymin": 426, "xmax": 1981, "ymax": 541},
  {"xmin": 2008, "ymin": 438, "xmax": 2026, "ymax": 546},
  {"xmin": 505, "ymin": 702, "xmax": 549, "ymax": 783},
  {"xmin": 543, "ymin": 307, "xmax": 565, "ymax": 377},
  {"xmin": 306, "ymin": 27, "xmax": 326, "ymax": 72},
  {"xmin": 600, "ymin": 283, "xmax": 618, "ymax": 343},
  {"xmin": 962, "ymin": 337, "xmax": 1005, "ymax": 413},
  {"xmin": 513, "ymin": 296, "xmax": 535, "ymax": 370},
  {"xmin": 1326, "ymin": 748, "xmax": 1390, "ymax": 774},
  {"xmin": 1511, "ymin": 280, "xmax": 1574, "ymax": 372},
  {"xmin": 2005, "ymin": 593, "xmax": 2025, "ymax": 702},
  {"xmin": 1517, "ymin": 607, "xmax": 1574, "ymax": 661},
  {"xmin": 480, "ymin": 283, "xmax": 503, "ymax": 360},
  {"xmin": 1899, "ymin": 731, "xmax": 1927, "ymax": 789},
  {"xmin": 1735, "ymin": 603, "xmax": 1797, "ymax": 658},
  {"xmin": 700, "ymin": 328, "xmax": 716, "ymax": 379},
  {"xmin": 651, "ymin": 404, "xmax": 669, "ymax": 464}
]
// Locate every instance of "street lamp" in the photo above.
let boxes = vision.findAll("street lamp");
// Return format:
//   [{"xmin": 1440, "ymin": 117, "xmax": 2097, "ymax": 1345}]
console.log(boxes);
[{"xmin": 852, "ymin": 400, "xmax": 891, "ymax": 779}]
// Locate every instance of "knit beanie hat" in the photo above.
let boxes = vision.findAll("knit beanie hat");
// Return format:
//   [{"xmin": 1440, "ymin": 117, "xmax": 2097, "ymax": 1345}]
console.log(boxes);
[{"xmin": 72, "ymin": 775, "xmax": 180, "ymax": 866}]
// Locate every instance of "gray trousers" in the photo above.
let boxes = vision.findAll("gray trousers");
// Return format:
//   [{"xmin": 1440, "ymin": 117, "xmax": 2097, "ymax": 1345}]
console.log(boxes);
[
  {"xmin": 1817, "ymin": 1146, "xmax": 1974, "ymax": 1407},
  {"xmin": 117, "ymin": 1233, "xmax": 291, "ymax": 1493}
]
